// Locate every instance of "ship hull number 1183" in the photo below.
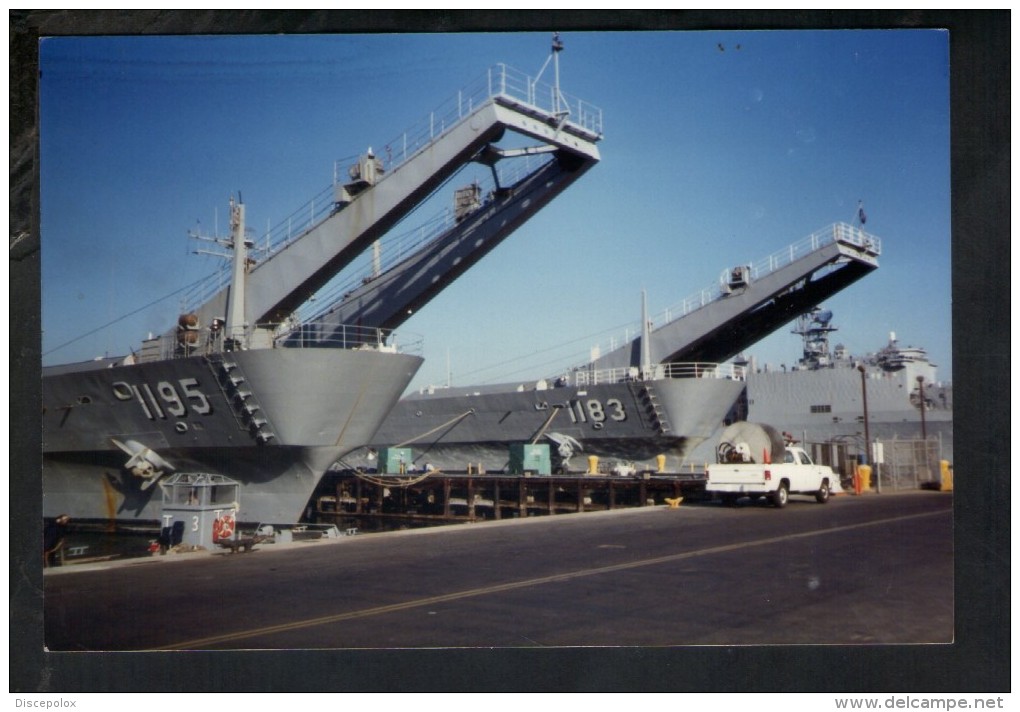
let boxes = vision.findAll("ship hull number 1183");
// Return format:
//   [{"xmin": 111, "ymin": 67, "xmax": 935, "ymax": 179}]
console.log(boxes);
[{"xmin": 566, "ymin": 398, "xmax": 627, "ymax": 427}]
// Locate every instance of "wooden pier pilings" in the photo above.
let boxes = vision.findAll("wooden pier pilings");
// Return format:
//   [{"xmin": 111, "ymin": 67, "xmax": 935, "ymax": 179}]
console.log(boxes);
[{"xmin": 313, "ymin": 471, "xmax": 708, "ymax": 525}]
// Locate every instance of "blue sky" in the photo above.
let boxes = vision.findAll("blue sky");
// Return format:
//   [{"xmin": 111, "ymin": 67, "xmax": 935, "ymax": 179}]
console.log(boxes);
[{"xmin": 40, "ymin": 30, "xmax": 951, "ymax": 392}]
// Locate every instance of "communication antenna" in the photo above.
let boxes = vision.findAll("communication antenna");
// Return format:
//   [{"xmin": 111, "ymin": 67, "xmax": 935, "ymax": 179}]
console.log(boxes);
[{"xmin": 533, "ymin": 32, "xmax": 570, "ymax": 129}]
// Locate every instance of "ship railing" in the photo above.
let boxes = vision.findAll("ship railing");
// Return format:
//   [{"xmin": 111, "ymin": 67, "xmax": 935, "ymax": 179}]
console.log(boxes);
[
  {"xmin": 661, "ymin": 222, "xmax": 882, "ymax": 323},
  {"xmin": 489, "ymin": 63, "xmax": 604, "ymax": 138},
  {"xmin": 568, "ymin": 362, "xmax": 746, "ymax": 387},
  {"xmin": 271, "ymin": 321, "xmax": 422, "ymax": 355},
  {"xmin": 154, "ymin": 320, "xmax": 422, "ymax": 362},
  {"xmin": 591, "ymin": 223, "xmax": 883, "ymax": 356},
  {"xmin": 244, "ymin": 63, "xmax": 602, "ymax": 269}
]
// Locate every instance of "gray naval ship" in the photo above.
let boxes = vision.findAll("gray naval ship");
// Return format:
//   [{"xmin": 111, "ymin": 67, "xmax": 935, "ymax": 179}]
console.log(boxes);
[
  {"xmin": 741, "ymin": 307, "xmax": 953, "ymax": 464},
  {"xmin": 335, "ymin": 221, "xmax": 883, "ymax": 474},
  {"xmin": 42, "ymin": 47, "xmax": 605, "ymax": 526},
  {"xmin": 42, "ymin": 196, "xmax": 423, "ymax": 527}
]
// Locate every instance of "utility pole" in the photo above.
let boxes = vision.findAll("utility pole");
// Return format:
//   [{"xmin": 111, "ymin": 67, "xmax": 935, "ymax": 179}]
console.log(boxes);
[
  {"xmin": 917, "ymin": 375, "xmax": 929, "ymax": 482},
  {"xmin": 856, "ymin": 365, "xmax": 871, "ymax": 494},
  {"xmin": 916, "ymin": 375, "xmax": 927, "ymax": 441},
  {"xmin": 857, "ymin": 365, "xmax": 871, "ymax": 465}
]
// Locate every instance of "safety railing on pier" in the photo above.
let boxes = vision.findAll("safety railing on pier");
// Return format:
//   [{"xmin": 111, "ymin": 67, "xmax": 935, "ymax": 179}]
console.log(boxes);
[{"xmin": 567, "ymin": 362, "xmax": 746, "ymax": 388}]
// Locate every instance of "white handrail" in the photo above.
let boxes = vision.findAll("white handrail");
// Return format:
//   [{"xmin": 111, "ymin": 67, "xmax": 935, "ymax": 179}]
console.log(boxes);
[
  {"xmin": 158, "ymin": 320, "xmax": 423, "ymax": 361},
  {"xmin": 566, "ymin": 362, "xmax": 746, "ymax": 387}
]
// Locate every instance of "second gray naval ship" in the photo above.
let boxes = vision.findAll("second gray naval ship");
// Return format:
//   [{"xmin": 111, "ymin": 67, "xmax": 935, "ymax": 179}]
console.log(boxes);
[
  {"xmin": 333, "ymin": 221, "xmax": 882, "ymax": 474},
  {"xmin": 742, "ymin": 307, "xmax": 953, "ymax": 464}
]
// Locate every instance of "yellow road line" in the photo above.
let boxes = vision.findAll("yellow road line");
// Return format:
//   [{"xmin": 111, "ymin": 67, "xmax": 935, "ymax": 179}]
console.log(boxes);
[{"xmin": 159, "ymin": 508, "xmax": 949, "ymax": 650}]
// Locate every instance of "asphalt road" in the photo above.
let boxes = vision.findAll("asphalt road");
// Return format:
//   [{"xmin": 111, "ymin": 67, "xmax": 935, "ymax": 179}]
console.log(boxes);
[{"xmin": 44, "ymin": 491, "xmax": 953, "ymax": 650}]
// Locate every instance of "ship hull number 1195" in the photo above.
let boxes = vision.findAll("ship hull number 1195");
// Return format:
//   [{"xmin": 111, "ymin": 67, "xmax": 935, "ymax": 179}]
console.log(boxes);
[{"xmin": 112, "ymin": 378, "xmax": 213, "ymax": 420}]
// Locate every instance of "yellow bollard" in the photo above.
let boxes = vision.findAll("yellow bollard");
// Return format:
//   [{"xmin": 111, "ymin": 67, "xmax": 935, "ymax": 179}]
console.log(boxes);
[
  {"xmin": 858, "ymin": 464, "xmax": 872, "ymax": 492},
  {"xmin": 656, "ymin": 454, "xmax": 667, "ymax": 473},
  {"xmin": 940, "ymin": 460, "xmax": 953, "ymax": 491},
  {"xmin": 665, "ymin": 497, "xmax": 683, "ymax": 509},
  {"xmin": 587, "ymin": 455, "xmax": 599, "ymax": 475}
]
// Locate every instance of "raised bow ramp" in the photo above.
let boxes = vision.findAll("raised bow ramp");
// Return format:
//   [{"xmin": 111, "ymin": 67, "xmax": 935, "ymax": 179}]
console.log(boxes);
[
  {"xmin": 293, "ymin": 155, "xmax": 585, "ymax": 336},
  {"xmin": 186, "ymin": 64, "xmax": 602, "ymax": 339},
  {"xmin": 591, "ymin": 223, "xmax": 881, "ymax": 370}
]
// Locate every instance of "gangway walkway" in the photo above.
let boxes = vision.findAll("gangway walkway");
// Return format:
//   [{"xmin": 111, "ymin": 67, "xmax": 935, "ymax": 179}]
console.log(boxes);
[{"xmin": 589, "ymin": 223, "xmax": 881, "ymax": 370}]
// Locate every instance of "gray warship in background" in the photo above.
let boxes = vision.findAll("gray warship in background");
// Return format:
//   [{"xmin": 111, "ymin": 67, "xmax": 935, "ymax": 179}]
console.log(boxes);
[
  {"xmin": 336, "ymin": 222, "xmax": 883, "ymax": 474},
  {"xmin": 42, "ymin": 47, "xmax": 605, "ymax": 525},
  {"xmin": 740, "ymin": 307, "xmax": 953, "ymax": 464}
]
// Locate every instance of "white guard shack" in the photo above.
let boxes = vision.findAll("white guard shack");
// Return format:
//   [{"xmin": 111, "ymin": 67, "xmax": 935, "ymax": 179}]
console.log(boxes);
[{"xmin": 159, "ymin": 472, "xmax": 241, "ymax": 549}]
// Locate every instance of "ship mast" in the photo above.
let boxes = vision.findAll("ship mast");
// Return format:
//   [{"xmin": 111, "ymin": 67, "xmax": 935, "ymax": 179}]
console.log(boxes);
[
  {"xmin": 225, "ymin": 195, "xmax": 249, "ymax": 345},
  {"xmin": 189, "ymin": 194, "xmax": 251, "ymax": 349},
  {"xmin": 641, "ymin": 289, "xmax": 652, "ymax": 379}
]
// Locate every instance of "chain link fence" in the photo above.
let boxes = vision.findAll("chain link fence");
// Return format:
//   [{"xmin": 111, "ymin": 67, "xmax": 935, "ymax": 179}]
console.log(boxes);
[{"xmin": 808, "ymin": 436, "xmax": 947, "ymax": 492}]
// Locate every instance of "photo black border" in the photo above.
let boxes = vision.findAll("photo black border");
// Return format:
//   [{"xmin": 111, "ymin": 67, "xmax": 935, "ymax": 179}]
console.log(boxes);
[{"xmin": 10, "ymin": 10, "xmax": 1009, "ymax": 693}]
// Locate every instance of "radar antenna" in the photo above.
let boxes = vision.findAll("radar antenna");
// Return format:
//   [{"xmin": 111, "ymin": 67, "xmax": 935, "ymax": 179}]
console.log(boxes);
[{"xmin": 793, "ymin": 306, "xmax": 838, "ymax": 368}]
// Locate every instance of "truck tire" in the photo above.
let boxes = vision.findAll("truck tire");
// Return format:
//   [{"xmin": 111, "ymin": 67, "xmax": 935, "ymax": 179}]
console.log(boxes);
[
  {"xmin": 815, "ymin": 481, "xmax": 831, "ymax": 504},
  {"xmin": 771, "ymin": 482, "xmax": 789, "ymax": 508}
]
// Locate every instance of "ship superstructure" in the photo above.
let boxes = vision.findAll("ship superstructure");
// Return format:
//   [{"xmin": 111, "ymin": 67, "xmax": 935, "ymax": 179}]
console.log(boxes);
[
  {"xmin": 742, "ymin": 307, "xmax": 953, "ymax": 463},
  {"xmin": 43, "ymin": 46, "xmax": 603, "ymax": 525}
]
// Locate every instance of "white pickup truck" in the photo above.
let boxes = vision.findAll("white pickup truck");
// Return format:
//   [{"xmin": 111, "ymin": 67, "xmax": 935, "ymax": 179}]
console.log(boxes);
[{"xmin": 705, "ymin": 423, "xmax": 837, "ymax": 508}]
